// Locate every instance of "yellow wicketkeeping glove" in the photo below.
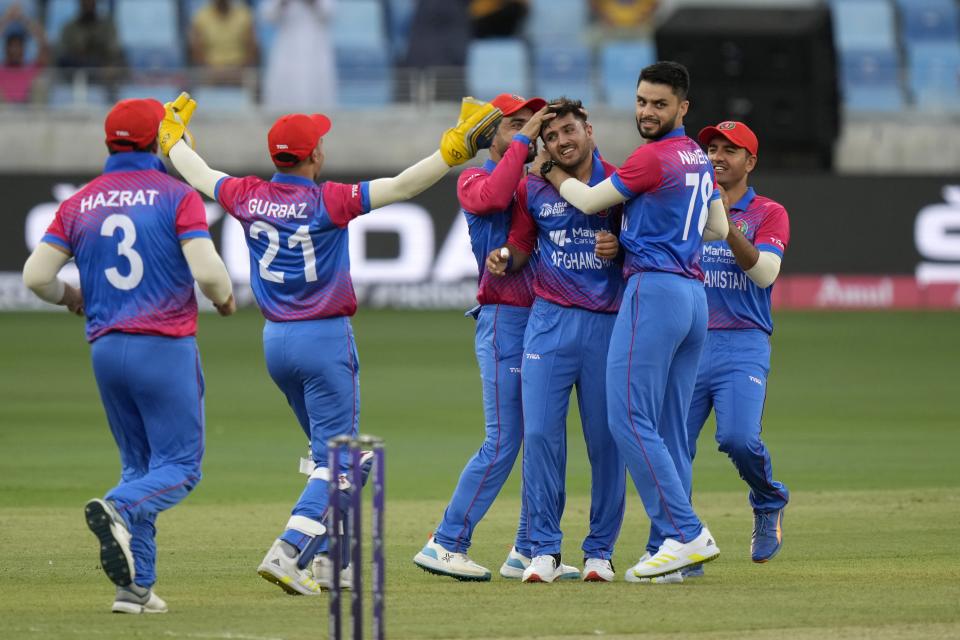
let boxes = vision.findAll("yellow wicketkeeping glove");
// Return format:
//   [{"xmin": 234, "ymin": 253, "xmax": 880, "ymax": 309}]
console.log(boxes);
[
  {"xmin": 157, "ymin": 92, "xmax": 197, "ymax": 155},
  {"xmin": 440, "ymin": 97, "xmax": 503, "ymax": 166}
]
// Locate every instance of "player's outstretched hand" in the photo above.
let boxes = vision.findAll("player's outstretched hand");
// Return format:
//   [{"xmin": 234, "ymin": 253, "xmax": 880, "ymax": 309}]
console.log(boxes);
[
  {"xmin": 485, "ymin": 247, "xmax": 510, "ymax": 277},
  {"xmin": 519, "ymin": 106, "xmax": 556, "ymax": 141},
  {"xmin": 214, "ymin": 294, "xmax": 236, "ymax": 317},
  {"xmin": 158, "ymin": 93, "xmax": 197, "ymax": 156},
  {"xmin": 595, "ymin": 230, "xmax": 619, "ymax": 260},
  {"xmin": 440, "ymin": 98, "xmax": 503, "ymax": 166}
]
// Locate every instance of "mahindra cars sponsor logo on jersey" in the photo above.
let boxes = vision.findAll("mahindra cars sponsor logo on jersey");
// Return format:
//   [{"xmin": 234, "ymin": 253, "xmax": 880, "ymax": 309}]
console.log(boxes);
[
  {"xmin": 538, "ymin": 201, "xmax": 567, "ymax": 218},
  {"xmin": 915, "ymin": 186, "xmax": 960, "ymax": 284},
  {"xmin": 701, "ymin": 243, "xmax": 735, "ymax": 266}
]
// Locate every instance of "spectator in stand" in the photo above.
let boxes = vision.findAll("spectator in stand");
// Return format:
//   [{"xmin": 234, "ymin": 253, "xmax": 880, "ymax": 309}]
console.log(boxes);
[
  {"xmin": 592, "ymin": 0, "xmax": 657, "ymax": 29},
  {"xmin": 189, "ymin": 0, "xmax": 258, "ymax": 85},
  {"xmin": 469, "ymin": 0, "xmax": 528, "ymax": 38},
  {"xmin": 56, "ymin": 0, "xmax": 124, "ymax": 69},
  {"xmin": 261, "ymin": 0, "xmax": 335, "ymax": 109},
  {"xmin": 0, "ymin": 3, "xmax": 50, "ymax": 104}
]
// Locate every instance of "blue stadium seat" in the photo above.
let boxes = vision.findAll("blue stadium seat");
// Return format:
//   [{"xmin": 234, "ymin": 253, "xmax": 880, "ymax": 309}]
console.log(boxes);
[
  {"xmin": 191, "ymin": 85, "xmax": 255, "ymax": 111},
  {"xmin": 332, "ymin": 0, "xmax": 386, "ymax": 50},
  {"xmin": 830, "ymin": 0, "xmax": 897, "ymax": 51},
  {"xmin": 526, "ymin": 0, "xmax": 587, "ymax": 45},
  {"xmin": 386, "ymin": 0, "xmax": 416, "ymax": 60},
  {"xmin": 48, "ymin": 82, "xmax": 109, "ymax": 108},
  {"xmin": 336, "ymin": 45, "xmax": 393, "ymax": 107},
  {"xmin": 466, "ymin": 39, "xmax": 529, "ymax": 100},
  {"xmin": 116, "ymin": 0, "xmax": 180, "ymax": 67},
  {"xmin": 840, "ymin": 48, "xmax": 905, "ymax": 112},
  {"xmin": 46, "ymin": 0, "xmax": 108, "ymax": 39},
  {"xmin": 906, "ymin": 42, "xmax": 960, "ymax": 110},
  {"xmin": 0, "ymin": 0, "xmax": 39, "ymax": 63},
  {"xmin": 600, "ymin": 40, "xmax": 655, "ymax": 109},
  {"xmin": 117, "ymin": 83, "xmax": 184, "ymax": 103},
  {"xmin": 896, "ymin": 0, "xmax": 960, "ymax": 44},
  {"xmin": 533, "ymin": 44, "xmax": 594, "ymax": 105}
]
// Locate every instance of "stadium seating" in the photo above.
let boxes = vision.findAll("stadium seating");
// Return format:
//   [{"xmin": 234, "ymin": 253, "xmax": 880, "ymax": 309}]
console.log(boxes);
[
  {"xmin": 526, "ymin": 0, "xmax": 588, "ymax": 45},
  {"xmin": 831, "ymin": 0, "xmax": 898, "ymax": 51},
  {"xmin": 534, "ymin": 44, "xmax": 594, "ymax": 105},
  {"xmin": 466, "ymin": 38, "xmax": 529, "ymax": 100},
  {"xmin": 191, "ymin": 84, "xmax": 255, "ymax": 111},
  {"xmin": 116, "ymin": 0, "xmax": 181, "ymax": 68},
  {"xmin": 599, "ymin": 40, "xmax": 655, "ymax": 110},
  {"xmin": 385, "ymin": 0, "xmax": 416, "ymax": 60},
  {"xmin": 906, "ymin": 41, "xmax": 960, "ymax": 110},
  {"xmin": 117, "ymin": 82, "xmax": 185, "ymax": 103},
  {"xmin": 336, "ymin": 45, "xmax": 393, "ymax": 107},
  {"xmin": 48, "ymin": 82, "xmax": 108, "ymax": 108},
  {"xmin": 0, "ymin": 0, "xmax": 37, "ymax": 20},
  {"xmin": 896, "ymin": 0, "xmax": 960, "ymax": 45},
  {"xmin": 332, "ymin": 0, "xmax": 387, "ymax": 50},
  {"xmin": 840, "ymin": 48, "xmax": 905, "ymax": 112}
]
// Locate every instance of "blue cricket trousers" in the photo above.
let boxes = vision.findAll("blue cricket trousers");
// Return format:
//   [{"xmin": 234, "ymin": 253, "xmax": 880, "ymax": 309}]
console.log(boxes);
[
  {"xmin": 263, "ymin": 317, "xmax": 360, "ymax": 551},
  {"xmin": 522, "ymin": 299, "xmax": 626, "ymax": 559},
  {"xmin": 687, "ymin": 329, "xmax": 789, "ymax": 513},
  {"xmin": 434, "ymin": 304, "xmax": 531, "ymax": 555},
  {"xmin": 92, "ymin": 333, "xmax": 205, "ymax": 589},
  {"xmin": 607, "ymin": 272, "xmax": 707, "ymax": 554}
]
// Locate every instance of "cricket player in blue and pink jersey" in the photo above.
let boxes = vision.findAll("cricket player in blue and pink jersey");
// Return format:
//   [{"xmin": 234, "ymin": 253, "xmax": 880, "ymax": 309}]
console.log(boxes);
[
  {"xmin": 487, "ymin": 98, "xmax": 627, "ymax": 584},
  {"xmin": 536, "ymin": 62, "xmax": 730, "ymax": 581},
  {"xmin": 685, "ymin": 121, "xmax": 790, "ymax": 570},
  {"xmin": 161, "ymin": 92, "xmax": 502, "ymax": 594},
  {"xmin": 22, "ymin": 98, "xmax": 235, "ymax": 613},
  {"xmin": 415, "ymin": 93, "xmax": 580, "ymax": 582}
]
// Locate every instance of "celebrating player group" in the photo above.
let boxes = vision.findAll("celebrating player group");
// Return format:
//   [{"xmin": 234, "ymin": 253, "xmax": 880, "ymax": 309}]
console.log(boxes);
[{"xmin": 22, "ymin": 60, "xmax": 789, "ymax": 611}]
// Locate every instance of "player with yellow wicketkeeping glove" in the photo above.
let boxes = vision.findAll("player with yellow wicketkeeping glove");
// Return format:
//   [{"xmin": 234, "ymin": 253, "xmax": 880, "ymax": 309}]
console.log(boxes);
[
  {"xmin": 440, "ymin": 97, "xmax": 503, "ymax": 166},
  {"xmin": 157, "ymin": 92, "xmax": 197, "ymax": 155}
]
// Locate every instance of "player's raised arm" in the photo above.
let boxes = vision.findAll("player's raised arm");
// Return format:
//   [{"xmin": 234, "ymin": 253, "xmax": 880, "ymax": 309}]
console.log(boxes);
[
  {"xmin": 534, "ymin": 147, "xmax": 628, "ymax": 215},
  {"xmin": 366, "ymin": 98, "xmax": 503, "ymax": 209},
  {"xmin": 159, "ymin": 93, "xmax": 230, "ymax": 200},
  {"xmin": 22, "ymin": 243, "xmax": 84, "ymax": 315}
]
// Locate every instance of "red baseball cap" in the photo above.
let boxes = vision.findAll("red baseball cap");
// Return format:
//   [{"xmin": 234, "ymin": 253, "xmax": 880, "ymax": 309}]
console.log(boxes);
[
  {"xmin": 698, "ymin": 121, "xmax": 759, "ymax": 156},
  {"xmin": 104, "ymin": 98, "xmax": 165, "ymax": 152},
  {"xmin": 267, "ymin": 113, "xmax": 333, "ymax": 167},
  {"xmin": 490, "ymin": 93, "xmax": 547, "ymax": 116}
]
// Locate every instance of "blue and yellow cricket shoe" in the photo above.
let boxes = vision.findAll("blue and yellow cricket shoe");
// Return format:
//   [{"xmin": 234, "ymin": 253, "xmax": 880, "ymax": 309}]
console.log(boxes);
[{"xmin": 751, "ymin": 508, "xmax": 785, "ymax": 563}]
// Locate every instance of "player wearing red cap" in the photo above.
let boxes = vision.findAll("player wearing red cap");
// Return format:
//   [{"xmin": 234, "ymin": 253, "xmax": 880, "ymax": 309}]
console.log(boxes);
[
  {"xmin": 684, "ymin": 121, "xmax": 790, "ymax": 573},
  {"xmin": 413, "ymin": 94, "xmax": 584, "ymax": 582},
  {"xmin": 159, "ymin": 93, "xmax": 502, "ymax": 594},
  {"xmin": 21, "ymin": 98, "xmax": 235, "ymax": 613}
]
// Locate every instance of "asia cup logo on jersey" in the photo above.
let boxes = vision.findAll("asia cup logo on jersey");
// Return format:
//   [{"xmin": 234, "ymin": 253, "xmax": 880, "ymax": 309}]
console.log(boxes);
[{"xmin": 538, "ymin": 201, "xmax": 567, "ymax": 218}]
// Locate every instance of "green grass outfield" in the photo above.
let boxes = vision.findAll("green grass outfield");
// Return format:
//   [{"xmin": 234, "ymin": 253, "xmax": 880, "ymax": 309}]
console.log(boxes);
[{"xmin": 1, "ymin": 310, "xmax": 958, "ymax": 639}]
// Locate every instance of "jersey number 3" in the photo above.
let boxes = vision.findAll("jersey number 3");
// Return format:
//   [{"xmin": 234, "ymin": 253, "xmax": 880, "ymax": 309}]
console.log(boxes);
[
  {"xmin": 683, "ymin": 172, "xmax": 714, "ymax": 241},
  {"xmin": 101, "ymin": 214, "xmax": 144, "ymax": 290}
]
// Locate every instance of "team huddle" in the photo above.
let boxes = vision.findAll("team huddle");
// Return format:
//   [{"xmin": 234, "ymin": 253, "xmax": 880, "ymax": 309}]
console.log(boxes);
[{"xmin": 22, "ymin": 60, "xmax": 789, "ymax": 612}]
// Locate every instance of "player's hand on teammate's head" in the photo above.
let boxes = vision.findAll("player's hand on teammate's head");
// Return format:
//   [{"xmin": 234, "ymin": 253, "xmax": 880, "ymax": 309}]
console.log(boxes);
[
  {"xmin": 440, "ymin": 98, "xmax": 503, "ymax": 166},
  {"xmin": 214, "ymin": 294, "xmax": 236, "ymax": 317},
  {"xmin": 485, "ymin": 247, "xmax": 510, "ymax": 277},
  {"xmin": 594, "ymin": 230, "xmax": 619, "ymax": 260},
  {"xmin": 519, "ymin": 106, "xmax": 556, "ymax": 141}
]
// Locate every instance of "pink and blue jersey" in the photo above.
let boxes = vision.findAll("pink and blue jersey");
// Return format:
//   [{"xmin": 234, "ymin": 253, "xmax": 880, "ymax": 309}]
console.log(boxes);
[
  {"xmin": 215, "ymin": 173, "xmax": 371, "ymax": 321},
  {"xmin": 508, "ymin": 151, "xmax": 623, "ymax": 313},
  {"xmin": 459, "ymin": 134, "xmax": 536, "ymax": 308},
  {"xmin": 42, "ymin": 152, "xmax": 210, "ymax": 342},
  {"xmin": 610, "ymin": 126, "xmax": 721, "ymax": 281},
  {"xmin": 703, "ymin": 187, "xmax": 790, "ymax": 334}
]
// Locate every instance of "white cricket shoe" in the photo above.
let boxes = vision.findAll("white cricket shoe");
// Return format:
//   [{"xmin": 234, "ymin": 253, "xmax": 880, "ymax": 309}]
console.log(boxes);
[
  {"xmin": 627, "ymin": 528, "xmax": 719, "ymax": 580},
  {"xmin": 413, "ymin": 536, "xmax": 491, "ymax": 581},
  {"xmin": 624, "ymin": 553, "xmax": 683, "ymax": 584},
  {"xmin": 311, "ymin": 554, "xmax": 354, "ymax": 591},
  {"xmin": 257, "ymin": 539, "xmax": 322, "ymax": 595},
  {"xmin": 111, "ymin": 585, "xmax": 168, "ymax": 614},
  {"xmin": 521, "ymin": 555, "xmax": 567, "ymax": 583},
  {"xmin": 500, "ymin": 547, "xmax": 579, "ymax": 580},
  {"xmin": 582, "ymin": 558, "xmax": 615, "ymax": 582},
  {"xmin": 84, "ymin": 498, "xmax": 135, "ymax": 587}
]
